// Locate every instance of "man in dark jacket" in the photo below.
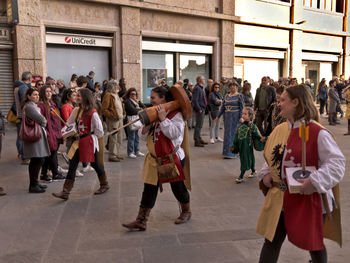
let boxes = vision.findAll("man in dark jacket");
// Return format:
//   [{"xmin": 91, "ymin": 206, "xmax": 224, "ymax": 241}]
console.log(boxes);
[
  {"xmin": 0, "ymin": 110, "xmax": 6, "ymax": 196},
  {"xmin": 192, "ymin": 75, "xmax": 208, "ymax": 147},
  {"xmin": 86, "ymin": 71, "xmax": 95, "ymax": 93},
  {"xmin": 14, "ymin": 72, "xmax": 32, "ymax": 164},
  {"xmin": 254, "ymin": 76, "xmax": 276, "ymax": 136}
]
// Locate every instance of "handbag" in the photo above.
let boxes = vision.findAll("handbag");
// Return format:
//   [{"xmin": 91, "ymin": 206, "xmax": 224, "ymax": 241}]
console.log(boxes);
[
  {"xmin": 152, "ymin": 146, "xmax": 180, "ymax": 181},
  {"xmin": 259, "ymin": 179, "xmax": 269, "ymax": 196},
  {"xmin": 6, "ymin": 109, "xmax": 19, "ymax": 124},
  {"xmin": 127, "ymin": 115, "xmax": 143, "ymax": 131},
  {"xmin": 19, "ymin": 116, "xmax": 42, "ymax": 142}
]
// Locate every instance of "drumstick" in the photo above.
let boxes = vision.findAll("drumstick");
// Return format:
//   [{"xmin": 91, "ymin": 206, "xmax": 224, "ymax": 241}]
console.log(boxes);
[{"xmin": 105, "ymin": 118, "xmax": 140, "ymax": 136}]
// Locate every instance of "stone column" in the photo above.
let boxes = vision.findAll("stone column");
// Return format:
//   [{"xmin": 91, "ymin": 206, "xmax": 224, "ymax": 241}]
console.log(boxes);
[
  {"xmin": 13, "ymin": 0, "xmax": 43, "ymax": 79},
  {"xmin": 290, "ymin": 30, "xmax": 304, "ymax": 81},
  {"xmin": 120, "ymin": 7, "xmax": 141, "ymax": 93},
  {"xmin": 220, "ymin": 20, "xmax": 235, "ymax": 78}
]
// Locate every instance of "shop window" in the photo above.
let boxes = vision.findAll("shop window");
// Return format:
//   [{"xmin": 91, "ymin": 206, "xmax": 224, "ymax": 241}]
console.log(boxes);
[
  {"xmin": 142, "ymin": 52, "xmax": 174, "ymax": 103},
  {"xmin": 179, "ymin": 54, "xmax": 210, "ymax": 86},
  {"xmin": 304, "ymin": 0, "xmax": 344, "ymax": 13},
  {"xmin": 0, "ymin": 1, "xmax": 6, "ymax": 16}
]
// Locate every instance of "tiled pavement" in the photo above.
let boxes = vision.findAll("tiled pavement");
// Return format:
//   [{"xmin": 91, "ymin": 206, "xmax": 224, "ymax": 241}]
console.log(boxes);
[{"xmin": 0, "ymin": 116, "xmax": 349, "ymax": 263}]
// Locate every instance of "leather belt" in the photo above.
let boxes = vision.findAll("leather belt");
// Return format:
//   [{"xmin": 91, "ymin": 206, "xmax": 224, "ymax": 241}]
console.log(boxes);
[{"xmin": 272, "ymin": 180, "xmax": 287, "ymax": 192}]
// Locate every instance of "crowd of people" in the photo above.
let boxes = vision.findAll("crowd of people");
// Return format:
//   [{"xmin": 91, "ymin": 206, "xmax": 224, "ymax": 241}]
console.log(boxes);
[{"xmin": 0, "ymin": 70, "xmax": 347, "ymax": 263}]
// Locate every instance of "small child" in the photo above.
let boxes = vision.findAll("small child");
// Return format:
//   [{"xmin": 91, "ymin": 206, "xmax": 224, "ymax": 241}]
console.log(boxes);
[{"xmin": 231, "ymin": 107, "xmax": 266, "ymax": 184}]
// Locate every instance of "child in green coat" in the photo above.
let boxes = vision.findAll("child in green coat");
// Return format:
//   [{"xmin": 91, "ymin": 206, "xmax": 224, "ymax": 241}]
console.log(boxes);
[{"xmin": 231, "ymin": 107, "xmax": 266, "ymax": 183}]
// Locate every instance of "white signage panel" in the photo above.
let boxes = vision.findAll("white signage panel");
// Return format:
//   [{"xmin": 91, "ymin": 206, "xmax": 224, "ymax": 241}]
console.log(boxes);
[{"xmin": 46, "ymin": 32, "xmax": 112, "ymax": 47}]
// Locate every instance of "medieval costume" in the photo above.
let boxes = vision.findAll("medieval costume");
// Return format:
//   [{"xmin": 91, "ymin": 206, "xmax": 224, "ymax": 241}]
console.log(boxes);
[
  {"xmin": 122, "ymin": 110, "xmax": 191, "ymax": 231},
  {"xmin": 218, "ymin": 93, "xmax": 244, "ymax": 158},
  {"xmin": 232, "ymin": 121, "xmax": 265, "ymax": 181},
  {"xmin": 268, "ymin": 102, "xmax": 286, "ymax": 133},
  {"xmin": 256, "ymin": 120, "xmax": 344, "ymax": 263},
  {"xmin": 52, "ymin": 107, "xmax": 109, "ymax": 200}
]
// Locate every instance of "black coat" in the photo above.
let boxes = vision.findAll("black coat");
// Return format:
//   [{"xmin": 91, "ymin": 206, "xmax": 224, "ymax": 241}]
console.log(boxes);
[
  {"xmin": 208, "ymin": 92, "xmax": 223, "ymax": 119},
  {"xmin": 124, "ymin": 98, "xmax": 146, "ymax": 116},
  {"xmin": 254, "ymin": 85, "xmax": 276, "ymax": 110}
]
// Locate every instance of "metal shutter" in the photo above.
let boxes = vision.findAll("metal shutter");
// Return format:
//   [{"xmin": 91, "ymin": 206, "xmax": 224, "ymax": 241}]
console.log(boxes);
[{"xmin": 0, "ymin": 50, "xmax": 14, "ymax": 113}]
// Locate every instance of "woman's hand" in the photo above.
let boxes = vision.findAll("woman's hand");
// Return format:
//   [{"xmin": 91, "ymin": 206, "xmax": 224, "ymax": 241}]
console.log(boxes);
[
  {"xmin": 297, "ymin": 178, "xmax": 317, "ymax": 195},
  {"xmin": 260, "ymin": 136, "xmax": 266, "ymax": 142},
  {"xmin": 263, "ymin": 173, "xmax": 273, "ymax": 188},
  {"xmin": 157, "ymin": 104, "xmax": 169, "ymax": 122},
  {"xmin": 215, "ymin": 117, "xmax": 218, "ymax": 123},
  {"xmin": 239, "ymin": 117, "xmax": 244, "ymax": 123}
]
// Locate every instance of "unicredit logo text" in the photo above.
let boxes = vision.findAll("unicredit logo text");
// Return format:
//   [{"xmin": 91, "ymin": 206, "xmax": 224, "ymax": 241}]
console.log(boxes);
[{"xmin": 64, "ymin": 36, "xmax": 96, "ymax": 45}]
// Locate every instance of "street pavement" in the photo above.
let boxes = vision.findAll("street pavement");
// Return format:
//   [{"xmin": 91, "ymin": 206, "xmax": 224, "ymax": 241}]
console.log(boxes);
[{"xmin": 0, "ymin": 116, "xmax": 349, "ymax": 263}]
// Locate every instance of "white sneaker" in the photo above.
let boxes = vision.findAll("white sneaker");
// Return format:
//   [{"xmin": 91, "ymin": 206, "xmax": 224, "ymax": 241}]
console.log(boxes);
[
  {"xmin": 321, "ymin": 114, "xmax": 327, "ymax": 118},
  {"xmin": 58, "ymin": 166, "xmax": 68, "ymax": 174},
  {"xmin": 136, "ymin": 151, "xmax": 145, "ymax": 157},
  {"xmin": 216, "ymin": 137, "xmax": 224, "ymax": 142},
  {"xmin": 76, "ymin": 170, "xmax": 84, "ymax": 177},
  {"xmin": 128, "ymin": 153, "xmax": 137, "ymax": 158},
  {"xmin": 209, "ymin": 138, "xmax": 215, "ymax": 144},
  {"xmin": 82, "ymin": 164, "xmax": 94, "ymax": 173}
]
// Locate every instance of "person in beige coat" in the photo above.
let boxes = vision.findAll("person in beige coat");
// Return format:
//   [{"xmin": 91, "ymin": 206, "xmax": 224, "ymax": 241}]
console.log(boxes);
[{"xmin": 101, "ymin": 80, "xmax": 125, "ymax": 162}]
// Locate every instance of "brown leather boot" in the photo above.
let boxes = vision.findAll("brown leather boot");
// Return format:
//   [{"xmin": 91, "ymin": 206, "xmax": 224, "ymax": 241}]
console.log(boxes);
[
  {"xmin": 344, "ymin": 125, "xmax": 350, "ymax": 135},
  {"xmin": 175, "ymin": 202, "xmax": 192, "ymax": 224},
  {"xmin": 122, "ymin": 207, "xmax": 151, "ymax": 231},
  {"xmin": 94, "ymin": 173, "xmax": 110, "ymax": 195},
  {"xmin": 52, "ymin": 179, "xmax": 74, "ymax": 200}
]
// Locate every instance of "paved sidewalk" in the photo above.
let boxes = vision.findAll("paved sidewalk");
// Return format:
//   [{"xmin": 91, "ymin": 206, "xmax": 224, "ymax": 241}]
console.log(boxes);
[{"xmin": 0, "ymin": 116, "xmax": 349, "ymax": 263}]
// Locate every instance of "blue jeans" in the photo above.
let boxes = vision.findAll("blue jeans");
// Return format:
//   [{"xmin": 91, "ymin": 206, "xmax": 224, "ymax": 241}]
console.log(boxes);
[
  {"xmin": 127, "ymin": 127, "xmax": 140, "ymax": 155},
  {"xmin": 16, "ymin": 121, "xmax": 24, "ymax": 159}
]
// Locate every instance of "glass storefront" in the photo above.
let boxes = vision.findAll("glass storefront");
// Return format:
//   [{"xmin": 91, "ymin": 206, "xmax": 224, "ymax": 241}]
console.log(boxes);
[
  {"xmin": 142, "ymin": 52, "xmax": 174, "ymax": 103},
  {"xmin": 179, "ymin": 54, "xmax": 210, "ymax": 85},
  {"xmin": 142, "ymin": 40, "xmax": 213, "ymax": 103}
]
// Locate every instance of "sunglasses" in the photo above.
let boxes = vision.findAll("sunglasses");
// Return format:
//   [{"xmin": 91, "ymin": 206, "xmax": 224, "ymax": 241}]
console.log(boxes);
[
  {"xmin": 130, "ymin": 93, "xmax": 137, "ymax": 96},
  {"xmin": 37, "ymin": 83, "xmax": 43, "ymax": 86}
]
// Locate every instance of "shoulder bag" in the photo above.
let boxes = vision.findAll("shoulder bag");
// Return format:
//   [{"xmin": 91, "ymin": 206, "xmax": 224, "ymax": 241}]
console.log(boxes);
[{"xmin": 19, "ymin": 115, "xmax": 42, "ymax": 143}]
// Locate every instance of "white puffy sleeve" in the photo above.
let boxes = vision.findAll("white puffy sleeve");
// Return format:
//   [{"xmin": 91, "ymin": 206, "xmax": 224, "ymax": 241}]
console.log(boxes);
[
  {"xmin": 159, "ymin": 112, "xmax": 185, "ymax": 140},
  {"xmin": 257, "ymin": 162, "xmax": 270, "ymax": 180},
  {"xmin": 91, "ymin": 112, "xmax": 104, "ymax": 139},
  {"xmin": 309, "ymin": 129, "xmax": 345, "ymax": 193}
]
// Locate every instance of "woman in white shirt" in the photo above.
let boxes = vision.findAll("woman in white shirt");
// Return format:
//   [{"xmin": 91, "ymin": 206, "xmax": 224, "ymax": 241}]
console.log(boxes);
[
  {"xmin": 122, "ymin": 86, "xmax": 191, "ymax": 231},
  {"xmin": 52, "ymin": 88, "xmax": 109, "ymax": 200},
  {"xmin": 256, "ymin": 84, "xmax": 345, "ymax": 263}
]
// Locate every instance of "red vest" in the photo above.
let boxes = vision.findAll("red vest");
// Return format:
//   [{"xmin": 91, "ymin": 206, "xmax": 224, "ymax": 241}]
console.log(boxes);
[
  {"xmin": 282, "ymin": 122, "xmax": 323, "ymax": 251},
  {"xmin": 154, "ymin": 110, "xmax": 185, "ymax": 184},
  {"xmin": 78, "ymin": 109, "xmax": 96, "ymax": 163}
]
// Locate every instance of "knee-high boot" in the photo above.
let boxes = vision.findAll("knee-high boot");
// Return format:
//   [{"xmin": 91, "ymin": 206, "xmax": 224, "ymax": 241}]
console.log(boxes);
[
  {"xmin": 122, "ymin": 207, "xmax": 151, "ymax": 231},
  {"xmin": 344, "ymin": 124, "xmax": 350, "ymax": 135},
  {"xmin": 94, "ymin": 173, "xmax": 110, "ymax": 194},
  {"xmin": 52, "ymin": 179, "xmax": 74, "ymax": 200},
  {"xmin": 175, "ymin": 202, "xmax": 192, "ymax": 224}
]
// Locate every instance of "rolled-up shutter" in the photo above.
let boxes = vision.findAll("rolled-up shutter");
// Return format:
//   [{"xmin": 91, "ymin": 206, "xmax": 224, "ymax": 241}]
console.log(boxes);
[{"xmin": 0, "ymin": 50, "xmax": 14, "ymax": 113}]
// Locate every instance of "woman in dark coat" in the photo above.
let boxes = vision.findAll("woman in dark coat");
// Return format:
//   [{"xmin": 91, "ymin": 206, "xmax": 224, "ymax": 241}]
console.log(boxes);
[
  {"xmin": 38, "ymin": 85, "xmax": 65, "ymax": 181},
  {"xmin": 208, "ymin": 82, "xmax": 223, "ymax": 144},
  {"xmin": 123, "ymin": 88, "xmax": 146, "ymax": 158},
  {"xmin": 22, "ymin": 88, "xmax": 50, "ymax": 193}
]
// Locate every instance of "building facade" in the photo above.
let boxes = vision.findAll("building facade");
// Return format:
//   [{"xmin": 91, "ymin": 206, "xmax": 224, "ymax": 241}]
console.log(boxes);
[
  {"xmin": 0, "ymin": 0, "xmax": 350, "ymax": 111},
  {"xmin": 234, "ymin": 0, "xmax": 350, "ymax": 95}
]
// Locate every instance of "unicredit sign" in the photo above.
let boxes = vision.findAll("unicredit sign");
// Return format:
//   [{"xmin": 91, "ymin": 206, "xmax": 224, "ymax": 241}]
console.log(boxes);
[
  {"xmin": 64, "ymin": 36, "xmax": 96, "ymax": 45},
  {"xmin": 46, "ymin": 32, "xmax": 113, "ymax": 47}
]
